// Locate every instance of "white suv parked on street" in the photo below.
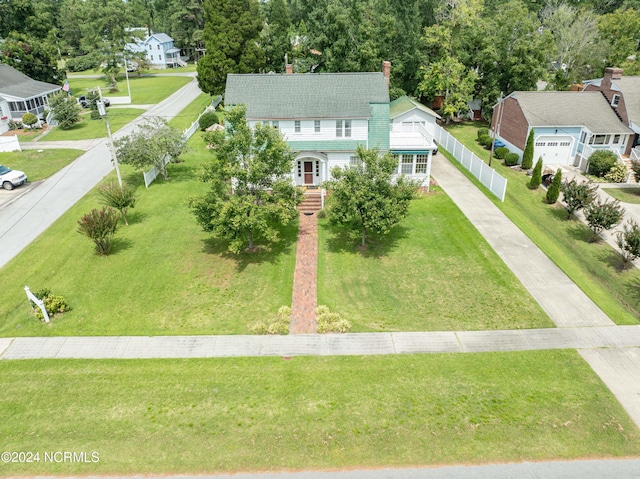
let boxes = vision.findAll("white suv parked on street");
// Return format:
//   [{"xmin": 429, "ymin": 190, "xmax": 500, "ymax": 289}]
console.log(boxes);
[{"xmin": 0, "ymin": 165, "xmax": 27, "ymax": 190}]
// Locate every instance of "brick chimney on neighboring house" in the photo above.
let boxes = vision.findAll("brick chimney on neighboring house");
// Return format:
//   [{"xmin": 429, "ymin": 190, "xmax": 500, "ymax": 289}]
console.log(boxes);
[
  {"xmin": 382, "ymin": 60, "xmax": 391, "ymax": 88},
  {"xmin": 285, "ymin": 64, "xmax": 293, "ymax": 74},
  {"xmin": 602, "ymin": 67, "xmax": 623, "ymax": 89}
]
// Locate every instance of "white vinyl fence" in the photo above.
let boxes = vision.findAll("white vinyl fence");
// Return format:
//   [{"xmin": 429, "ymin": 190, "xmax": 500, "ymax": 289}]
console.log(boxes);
[
  {"xmin": 0, "ymin": 135, "xmax": 21, "ymax": 153},
  {"xmin": 434, "ymin": 125, "xmax": 507, "ymax": 202},
  {"xmin": 144, "ymin": 95, "xmax": 222, "ymax": 188}
]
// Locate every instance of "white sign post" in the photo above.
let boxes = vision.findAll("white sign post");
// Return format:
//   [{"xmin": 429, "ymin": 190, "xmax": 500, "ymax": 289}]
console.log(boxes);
[{"xmin": 24, "ymin": 286, "xmax": 49, "ymax": 323}]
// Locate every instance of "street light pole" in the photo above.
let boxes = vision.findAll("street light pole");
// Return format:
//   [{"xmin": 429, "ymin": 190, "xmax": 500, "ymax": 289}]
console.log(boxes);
[{"xmin": 97, "ymin": 87, "xmax": 123, "ymax": 188}]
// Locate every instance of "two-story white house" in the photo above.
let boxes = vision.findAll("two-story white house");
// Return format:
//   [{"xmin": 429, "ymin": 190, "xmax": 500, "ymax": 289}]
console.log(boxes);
[
  {"xmin": 125, "ymin": 33, "xmax": 185, "ymax": 69},
  {"xmin": 224, "ymin": 65, "xmax": 439, "ymax": 187}
]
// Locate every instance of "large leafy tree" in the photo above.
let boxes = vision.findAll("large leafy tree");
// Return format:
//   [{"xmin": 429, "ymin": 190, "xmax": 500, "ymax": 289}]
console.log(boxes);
[
  {"xmin": 189, "ymin": 105, "xmax": 301, "ymax": 253},
  {"xmin": 324, "ymin": 146, "xmax": 420, "ymax": 247},
  {"xmin": 197, "ymin": 0, "xmax": 265, "ymax": 96},
  {"xmin": 598, "ymin": 8, "xmax": 640, "ymax": 76},
  {"xmin": 49, "ymin": 91, "xmax": 82, "ymax": 129},
  {"xmin": 0, "ymin": 32, "xmax": 63, "ymax": 84},
  {"xmin": 114, "ymin": 118, "xmax": 187, "ymax": 180},
  {"xmin": 262, "ymin": 0, "xmax": 293, "ymax": 72}
]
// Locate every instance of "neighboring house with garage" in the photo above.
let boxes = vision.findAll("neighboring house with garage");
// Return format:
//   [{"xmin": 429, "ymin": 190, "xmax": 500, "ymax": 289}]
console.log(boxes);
[
  {"xmin": 125, "ymin": 33, "xmax": 186, "ymax": 69},
  {"xmin": 582, "ymin": 67, "xmax": 640, "ymax": 155},
  {"xmin": 490, "ymin": 90, "xmax": 633, "ymax": 170},
  {"xmin": 0, "ymin": 64, "xmax": 61, "ymax": 134},
  {"xmin": 224, "ymin": 62, "xmax": 438, "ymax": 187}
]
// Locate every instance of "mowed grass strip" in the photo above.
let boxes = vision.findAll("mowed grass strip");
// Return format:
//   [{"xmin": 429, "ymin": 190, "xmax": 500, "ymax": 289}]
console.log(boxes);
[
  {"xmin": 445, "ymin": 122, "xmax": 640, "ymax": 325},
  {"xmin": 603, "ymin": 187, "xmax": 640, "ymax": 204},
  {"xmin": 68, "ymin": 75, "xmax": 192, "ymax": 104},
  {"xmin": 0, "ymin": 134, "xmax": 297, "ymax": 336},
  {"xmin": 41, "ymin": 108, "xmax": 145, "ymax": 142},
  {"xmin": 318, "ymin": 190, "xmax": 552, "ymax": 331},
  {"xmin": 168, "ymin": 92, "xmax": 216, "ymax": 132},
  {"xmin": 1, "ymin": 351, "xmax": 639, "ymax": 474},
  {"xmin": 0, "ymin": 149, "xmax": 83, "ymax": 181}
]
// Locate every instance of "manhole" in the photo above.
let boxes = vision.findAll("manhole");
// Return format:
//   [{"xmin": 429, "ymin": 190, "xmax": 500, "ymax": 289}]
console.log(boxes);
[{"xmin": 303, "ymin": 212, "xmax": 314, "ymax": 216}]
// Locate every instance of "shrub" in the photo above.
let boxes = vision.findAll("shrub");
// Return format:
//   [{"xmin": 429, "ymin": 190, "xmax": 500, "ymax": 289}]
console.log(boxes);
[
  {"xmin": 198, "ymin": 111, "xmax": 218, "ymax": 131},
  {"xmin": 482, "ymin": 136, "xmax": 494, "ymax": 148},
  {"xmin": 389, "ymin": 86, "xmax": 406, "ymax": 101},
  {"xmin": 316, "ymin": 209, "xmax": 327, "ymax": 219},
  {"xmin": 584, "ymin": 197, "xmax": 624, "ymax": 242},
  {"xmin": 49, "ymin": 91, "xmax": 81, "ymax": 130},
  {"xmin": 30, "ymin": 288, "xmax": 71, "ymax": 321},
  {"xmin": 561, "ymin": 179, "xmax": 598, "ymax": 218},
  {"xmin": 521, "ymin": 129, "xmax": 535, "ymax": 170},
  {"xmin": 477, "ymin": 128, "xmax": 489, "ymax": 139},
  {"xmin": 616, "ymin": 219, "xmax": 640, "ymax": 267},
  {"xmin": 99, "ymin": 182, "xmax": 138, "ymax": 225},
  {"xmin": 632, "ymin": 159, "xmax": 640, "ymax": 183},
  {"xmin": 588, "ymin": 150, "xmax": 617, "ymax": 177},
  {"xmin": 494, "ymin": 147, "xmax": 509, "ymax": 159},
  {"xmin": 249, "ymin": 305, "xmax": 290, "ymax": 334},
  {"xmin": 546, "ymin": 168, "xmax": 562, "ymax": 204},
  {"xmin": 8, "ymin": 120, "xmax": 21, "ymax": 130},
  {"xmin": 77, "ymin": 207, "xmax": 119, "ymax": 255},
  {"xmin": 604, "ymin": 161, "xmax": 628, "ymax": 183},
  {"xmin": 22, "ymin": 112, "xmax": 38, "ymax": 128},
  {"xmin": 316, "ymin": 305, "xmax": 352, "ymax": 333},
  {"xmin": 504, "ymin": 152, "xmax": 519, "ymax": 166},
  {"xmin": 530, "ymin": 157, "xmax": 543, "ymax": 189},
  {"xmin": 478, "ymin": 134, "xmax": 490, "ymax": 145},
  {"xmin": 65, "ymin": 55, "xmax": 100, "ymax": 72}
]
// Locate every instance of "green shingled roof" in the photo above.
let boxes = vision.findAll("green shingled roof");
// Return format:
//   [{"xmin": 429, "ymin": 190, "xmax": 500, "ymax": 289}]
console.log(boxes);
[
  {"xmin": 389, "ymin": 95, "xmax": 441, "ymax": 119},
  {"xmin": 224, "ymin": 73, "xmax": 389, "ymax": 120}
]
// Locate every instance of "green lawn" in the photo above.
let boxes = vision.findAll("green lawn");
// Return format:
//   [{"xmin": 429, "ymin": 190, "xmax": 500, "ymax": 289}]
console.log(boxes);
[
  {"xmin": 603, "ymin": 187, "xmax": 640, "ymax": 204},
  {"xmin": 168, "ymin": 92, "xmax": 217, "ymax": 132},
  {"xmin": 38, "ymin": 108, "xmax": 145, "ymax": 142},
  {"xmin": 0, "ymin": 149, "xmax": 83, "ymax": 182},
  {"xmin": 67, "ymin": 65, "xmax": 197, "ymax": 76},
  {"xmin": 68, "ymin": 75, "xmax": 192, "ymax": 104},
  {"xmin": 318, "ymin": 190, "xmax": 552, "ymax": 331},
  {"xmin": 0, "ymin": 135, "xmax": 297, "ymax": 337},
  {"xmin": 445, "ymin": 122, "xmax": 640, "ymax": 325},
  {"xmin": 1, "ymin": 351, "xmax": 638, "ymax": 474}
]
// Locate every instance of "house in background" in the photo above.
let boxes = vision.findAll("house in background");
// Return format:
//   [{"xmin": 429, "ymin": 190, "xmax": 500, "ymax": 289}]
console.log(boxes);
[
  {"xmin": 491, "ymin": 90, "xmax": 633, "ymax": 170},
  {"xmin": 224, "ymin": 62, "xmax": 438, "ymax": 187},
  {"xmin": 0, "ymin": 64, "xmax": 61, "ymax": 134},
  {"xmin": 583, "ymin": 67, "xmax": 640, "ymax": 154},
  {"xmin": 125, "ymin": 33, "xmax": 186, "ymax": 69}
]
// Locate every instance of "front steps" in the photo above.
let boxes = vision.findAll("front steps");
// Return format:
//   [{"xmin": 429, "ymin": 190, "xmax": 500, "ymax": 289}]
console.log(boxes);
[{"xmin": 298, "ymin": 190, "xmax": 323, "ymax": 213}]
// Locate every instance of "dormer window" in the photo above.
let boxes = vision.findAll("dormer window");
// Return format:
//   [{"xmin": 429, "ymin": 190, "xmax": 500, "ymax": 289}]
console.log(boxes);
[{"xmin": 612, "ymin": 94, "xmax": 620, "ymax": 107}]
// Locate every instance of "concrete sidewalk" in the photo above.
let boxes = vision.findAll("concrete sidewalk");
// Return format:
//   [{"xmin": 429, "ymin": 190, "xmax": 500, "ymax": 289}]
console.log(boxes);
[{"xmin": 2, "ymin": 326, "xmax": 640, "ymax": 360}]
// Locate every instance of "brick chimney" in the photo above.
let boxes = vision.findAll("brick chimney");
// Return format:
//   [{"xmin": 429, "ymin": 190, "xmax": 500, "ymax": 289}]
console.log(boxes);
[
  {"xmin": 603, "ymin": 67, "xmax": 623, "ymax": 88},
  {"xmin": 285, "ymin": 64, "xmax": 293, "ymax": 74},
  {"xmin": 382, "ymin": 60, "xmax": 391, "ymax": 87}
]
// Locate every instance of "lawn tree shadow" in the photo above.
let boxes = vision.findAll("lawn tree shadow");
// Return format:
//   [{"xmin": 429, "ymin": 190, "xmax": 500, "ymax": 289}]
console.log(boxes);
[
  {"xmin": 321, "ymin": 221, "xmax": 409, "ymax": 258},
  {"xmin": 624, "ymin": 275, "xmax": 640, "ymax": 314},
  {"xmin": 123, "ymin": 210, "xmax": 147, "ymax": 225},
  {"xmin": 109, "ymin": 237, "xmax": 133, "ymax": 255},
  {"xmin": 200, "ymin": 222, "xmax": 298, "ymax": 272}
]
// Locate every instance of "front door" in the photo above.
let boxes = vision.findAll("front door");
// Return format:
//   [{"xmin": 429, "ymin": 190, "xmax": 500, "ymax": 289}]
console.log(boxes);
[{"xmin": 304, "ymin": 161, "xmax": 314, "ymax": 185}]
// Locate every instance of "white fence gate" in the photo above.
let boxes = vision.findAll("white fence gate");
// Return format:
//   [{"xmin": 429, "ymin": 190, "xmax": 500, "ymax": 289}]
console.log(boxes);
[
  {"xmin": 0, "ymin": 135, "xmax": 21, "ymax": 153},
  {"xmin": 144, "ymin": 95, "xmax": 222, "ymax": 188},
  {"xmin": 434, "ymin": 125, "xmax": 507, "ymax": 202}
]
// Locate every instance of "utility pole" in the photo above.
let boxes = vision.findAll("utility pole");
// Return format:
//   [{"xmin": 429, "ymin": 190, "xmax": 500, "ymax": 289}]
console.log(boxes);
[
  {"xmin": 488, "ymin": 92, "xmax": 504, "ymax": 167},
  {"xmin": 97, "ymin": 87, "xmax": 123, "ymax": 188}
]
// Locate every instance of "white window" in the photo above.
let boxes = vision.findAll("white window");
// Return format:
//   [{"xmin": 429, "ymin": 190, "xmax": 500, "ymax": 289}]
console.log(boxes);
[
  {"xmin": 392, "ymin": 154, "xmax": 399, "ymax": 174},
  {"xmin": 580, "ymin": 132, "xmax": 587, "ymax": 143},
  {"xmin": 590, "ymin": 135, "xmax": 610, "ymax": 145},
  {"xmin": 314, "ymin": 120, "xmax": 321, "ymax": 133},
  {"xmin": 401, "ymin": 155, "xmax": 413, "ymax": 175},
  {"xmin": 559, "ymin": 142, "xmax": 571, "ymax": 147},
  {"xmin": 295, "ymin": 120, "xmax": 301, "ymax": 133},
  {"xmin": 535, "ymin": 142, "xmax": 546, "ymax": 147},
  {"xmin": 335, "ymin": 120, "xmax": 352, "ymax": 138},
  {"xmin": 349, "ymin": 156, "xmax": 362, "ymax": 170},
  {"xmin": 416, "ymin": 154, "xmax": 429, "ymax": 174},
  {"xmin": 613, "ymin": 134, "xmax": 621, "ymax": 144},
  {"xmin": 159, "ymin": 55, "xmax": 162, "ymax": 61},
  {"xmin": 612, "ymin": 94, "xmax": 620, "ymax": 107},
  {"xmin": 150, "ymin": 55, "xmax": 154, "ymax": 61},
  {"xmin": 157, "ymin": 45, "xmax": 160, "ymax": 50}
]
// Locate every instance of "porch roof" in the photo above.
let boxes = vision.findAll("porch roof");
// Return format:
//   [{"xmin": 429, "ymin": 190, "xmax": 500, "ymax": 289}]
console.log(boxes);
[
  {"xmin": 0, "ymin": 64, "xmax": 61, "ymax": 100},
  {"xmin": 389, "ymin": 130, "xmax": 435, "ymax": 151}
]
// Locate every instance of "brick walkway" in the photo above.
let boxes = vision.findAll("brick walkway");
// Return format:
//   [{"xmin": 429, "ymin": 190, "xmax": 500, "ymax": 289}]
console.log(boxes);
[{"xmin": 290, "ymin": 212, "xmax": 318, "ymax": 333}]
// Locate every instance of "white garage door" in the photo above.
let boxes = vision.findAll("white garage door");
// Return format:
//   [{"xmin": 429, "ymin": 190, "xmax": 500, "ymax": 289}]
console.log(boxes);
[{"xmin": 534, "ymin": 136, "xmax": 574, "ymax": 165}]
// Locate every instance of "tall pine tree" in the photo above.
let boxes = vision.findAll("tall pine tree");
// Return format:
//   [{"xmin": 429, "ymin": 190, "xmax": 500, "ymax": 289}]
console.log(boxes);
[
  {"xmin": 522, "ymin": 128, "xmax": 535, "ymax": 169},
  {"xmin": 197, "ymin": 0, "xmax": 265, "ymax": 96}
]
